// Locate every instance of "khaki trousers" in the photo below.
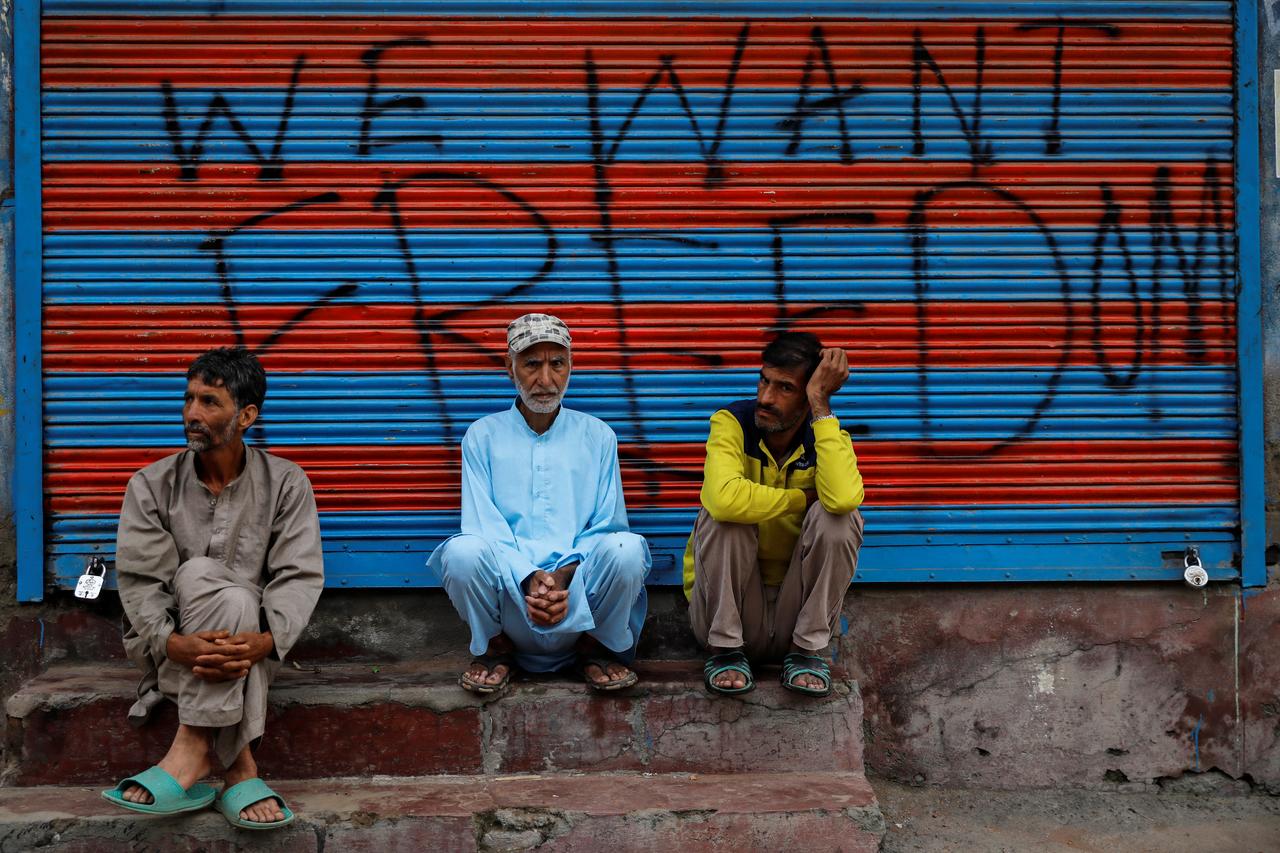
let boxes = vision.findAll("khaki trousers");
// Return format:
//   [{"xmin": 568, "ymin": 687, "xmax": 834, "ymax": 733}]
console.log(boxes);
[
  {"xmin": 157, "ymin": 557, "xmax": 279, "ymax": 767},
  {"xmin": 688, "ymin": 503, "xmax": 864, "ymax": 660}
]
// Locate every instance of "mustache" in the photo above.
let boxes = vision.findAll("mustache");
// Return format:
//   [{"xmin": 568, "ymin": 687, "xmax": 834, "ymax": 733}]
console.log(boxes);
[
  {"xmin": 757, "ymin": 405, "xmax": 781, "ymax": 417},
  {"xmin": 185, "ymin": 423, "xmax": 211, "ymax": 435}
]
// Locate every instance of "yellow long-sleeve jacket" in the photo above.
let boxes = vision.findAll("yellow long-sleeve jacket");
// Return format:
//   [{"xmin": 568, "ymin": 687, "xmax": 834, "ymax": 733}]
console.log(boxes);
[{"xmin": 683, "ymin": 399, "xmax": 864, "ymax": 597}]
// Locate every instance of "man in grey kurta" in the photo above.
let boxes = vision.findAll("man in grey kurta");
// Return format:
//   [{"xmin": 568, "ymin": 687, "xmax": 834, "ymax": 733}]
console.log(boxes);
[{"xmin": 106, "ymin": 347, "xmax": 323, "ymax": 829}]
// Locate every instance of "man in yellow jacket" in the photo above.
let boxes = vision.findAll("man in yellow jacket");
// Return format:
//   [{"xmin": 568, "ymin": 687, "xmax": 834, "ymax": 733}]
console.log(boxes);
[{"xmin": 684, "ymin": 331, "xmax": 864, "ymax": 697}]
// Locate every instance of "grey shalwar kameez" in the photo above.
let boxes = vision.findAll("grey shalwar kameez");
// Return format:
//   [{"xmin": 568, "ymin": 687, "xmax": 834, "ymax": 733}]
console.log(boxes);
[{"xmin": 115, "ymin": 447, "xmax": 324, "ymax": 767}]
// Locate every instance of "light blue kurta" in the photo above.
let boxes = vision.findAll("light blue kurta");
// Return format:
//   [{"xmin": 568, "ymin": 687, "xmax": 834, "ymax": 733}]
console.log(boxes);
[{"xmin": 427, "ymin": 403, "xmax": 651, "ymax": 671}]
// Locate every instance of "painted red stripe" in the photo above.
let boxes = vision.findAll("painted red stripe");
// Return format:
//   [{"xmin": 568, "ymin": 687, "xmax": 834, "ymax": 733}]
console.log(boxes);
[
  {"xmin": 41, "ymin": 162, "xmax": 1234, "ymax": 231},
  {"xmin": 45, "ymin": 440, "xmax": 1239, "ymax": 514},
  {"xmin": 41, "ymin": 19, "xmax": 1232, "ymax": 89},
  {"xmin": 43, "ymin": 301, "xmax": 1236, "ymax": 373}
]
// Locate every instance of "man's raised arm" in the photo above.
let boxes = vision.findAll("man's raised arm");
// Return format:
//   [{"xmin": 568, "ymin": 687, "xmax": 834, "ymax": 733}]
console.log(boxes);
[{"xmin": 807, "ymin": 348, "xmax": 864, "ymax": 514}]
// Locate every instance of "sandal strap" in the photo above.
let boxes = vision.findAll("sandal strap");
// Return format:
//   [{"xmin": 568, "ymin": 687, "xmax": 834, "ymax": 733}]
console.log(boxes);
[
  {"xmin": 704, "ymin": 650, "xmax": 755, "ymax": 694},
  {"xmin": 114, "ymin": 765, "xmax": 185, "ymax": 803},
  {"xmin": 221, "ymin": 778, "xmax": 285, "ymax": 818},
  {"xmin": 782, "ymin": 653, "xmax": 831, "ymax": 687},
  {"xmin": 471, "ymin": 651, "xmax": 515, "ymax": 669},
  {"xmin": 704, "ymin": 650, "xmax": 752, "ymax": 677}
]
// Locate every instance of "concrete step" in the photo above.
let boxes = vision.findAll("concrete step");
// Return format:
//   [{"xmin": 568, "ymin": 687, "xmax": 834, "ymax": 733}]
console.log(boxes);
[
  {"xmin": 5, "ymin": 660, "xmax": 865, "ymax": 786},
  {"xmin": 0, "ymin": 771, "xmax": 885, "ymax": 852}
]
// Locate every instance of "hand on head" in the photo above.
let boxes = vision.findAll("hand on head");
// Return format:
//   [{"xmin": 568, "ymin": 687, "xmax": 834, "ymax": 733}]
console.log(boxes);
[{"xmin": 806, "ymin": 348, "xmax": 849, "ymax": 415}]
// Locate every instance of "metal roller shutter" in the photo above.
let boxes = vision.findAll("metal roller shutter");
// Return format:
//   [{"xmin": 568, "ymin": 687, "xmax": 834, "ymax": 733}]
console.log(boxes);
[{"xmin": 15, "ymin": 0, "xmax": 1262, "ymax": 597}]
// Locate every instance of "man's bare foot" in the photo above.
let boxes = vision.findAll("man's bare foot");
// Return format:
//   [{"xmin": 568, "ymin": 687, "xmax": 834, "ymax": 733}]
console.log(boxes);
[
  {"xmin": 783, "ymin": 646, "xmax": 831, "ymax": 694},
  {"xmin": 462, "ymin": 634, "xmax": 514, "ymax": 690},
  {"xmin": 708, "ymin": 646, "xmax": 748, "ymax": 691},
  {"xmin": 575, "ymin": 636, "xmax": 638, "ymax": 690},
  {"xmin": 704, "ymin": 647, "xmax": 753, "ymax": 695},
  {"xmin": 121, "ymin": 724, "xmax": 213, "ymax": 804},
  {"xmin": 224, "ymin": 747, "xmax": 285, "ymax": 824},
  {"xmin": 581, "ymin": 658, "xmax": 634, "ymax": 686},
  {"xmin": 712, "ymin": 668, "xmax": 748, "ymax": 691}
]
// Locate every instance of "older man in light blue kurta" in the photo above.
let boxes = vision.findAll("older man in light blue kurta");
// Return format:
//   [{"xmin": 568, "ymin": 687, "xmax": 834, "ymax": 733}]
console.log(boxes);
[{"xmin": 427, "ymin": 313, "xmax": 650, "ymax": 693}]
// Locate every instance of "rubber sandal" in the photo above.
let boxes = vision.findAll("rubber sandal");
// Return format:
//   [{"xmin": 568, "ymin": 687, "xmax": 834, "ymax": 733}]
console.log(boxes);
[
  {"xmin": 459, "ymin": 652, "xmax": 515, "ymax": 694},
  {"xmin": 575, "ymin": 653, "xmax": 639, "ymax": 692},
  {"xmin": 781, "ymin": 651, "xmax": 833, "ymax": 697},
  {"xmin": 218, "ymin": 778, "xmax": 294, "ymax": 830},
  {"xmin": 101, "ymin": 765, "xmax": 217, "ymax": 815},
  {"xmin": 703, "ymin": 649, "xmax": 755, "ymax": 696}
]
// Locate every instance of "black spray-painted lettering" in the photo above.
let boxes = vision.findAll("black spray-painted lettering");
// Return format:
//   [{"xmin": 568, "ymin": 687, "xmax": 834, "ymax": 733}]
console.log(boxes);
[
  {"xmin": 912, "ymin": 27, "xmax": 995, "ymax": 169},
  {"xmin": 777, "ymin": 26, "xmax": 865, "ymax": 163},
  {"xmin": 161, "ymin": 55, "xmax": 305, "ymax": 183},
  {"xmin": 1016, "ymin": 19, "xmax": 1120, "ymax": 156},
  {"xmin": 358, "ymin": 38, "xmax": 444, "ymax": 156}
]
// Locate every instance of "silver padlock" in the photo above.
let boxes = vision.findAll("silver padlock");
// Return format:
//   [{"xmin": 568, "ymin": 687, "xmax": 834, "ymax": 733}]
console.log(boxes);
[
  {"xmin": 1183, "ymin": 547, "xmax": 1208, "ymax": 588},
  {"xmin": 74, "ymin": 555, "xmax": 108, "ymax": 600}
]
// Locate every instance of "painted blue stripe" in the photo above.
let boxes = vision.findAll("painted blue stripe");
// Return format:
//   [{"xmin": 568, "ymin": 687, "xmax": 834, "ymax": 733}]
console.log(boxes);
[
  {"xmin": 47, "ymin": 505, "xmax": 1240, "ymax": 588},
  {"xmin": 41, "ymin": 2, "xmax": 1235, "ymax": 19},
  {"xmin": 14, "ymin": 0, "xmax": 44, "ymax": 602},
  {"xmin": 43, "ymin": 368, "xmax": 1238, "ymax": 446},
  {"xmin": 42, "ymin": 228, "xmax": 1236, "ymax": 305},
  {"xmin": 50, "ymin": 546, "xmax": 1242, "ymax": 587},
  {"xmin": 1234, "ymin": 0, "xmax": 1264, "ymax": 586},
  {"xmin": 49, "ymin": 506, "xmax": 1240, "ymax": 543},
  {"xmin": 41, "ymin": 89, "xmax": 1232, "ymax": 163}
]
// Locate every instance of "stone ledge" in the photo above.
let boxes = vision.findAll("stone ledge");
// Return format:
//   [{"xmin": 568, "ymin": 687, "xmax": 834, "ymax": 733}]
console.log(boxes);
[
  {"xmin": 0, "ymin": 771, "xmax": 884, "ymax": 852},
  {"xmin": 7, "ymin": 661, "xmax": 864, "ymax": 784}
]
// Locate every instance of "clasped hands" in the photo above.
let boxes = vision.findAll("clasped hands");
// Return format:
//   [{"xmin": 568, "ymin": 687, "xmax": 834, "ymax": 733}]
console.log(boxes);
[
  {"xmin": 523, "ymin": 563, "xmax": 578, "ymax": 626},
  {"xmin": 167, "ymin": 629, "xmax": 275, "ymax": 682}
]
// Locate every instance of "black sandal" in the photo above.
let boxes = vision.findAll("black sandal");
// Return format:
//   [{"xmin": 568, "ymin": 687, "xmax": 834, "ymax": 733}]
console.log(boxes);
[
  {"xmin": 575, "ymin": 652, "xmax": 639, "ymax": 692},
  {"xmin": 703, "ymin": 649, "xmax": 755, "ymax": 696},
  {"xmin": 781, "ymin": 651, "xmax": 832, "ymax": 697},
  {"xmin": 459, "ymin": 651, "xmax": 515, "ymax": 694}
]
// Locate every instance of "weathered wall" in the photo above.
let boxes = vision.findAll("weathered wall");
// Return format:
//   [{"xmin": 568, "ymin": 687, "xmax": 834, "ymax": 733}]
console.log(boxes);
[
  {"xmin": 0, "ymin": 0, "xmax": 13, "ymax": 521},
  {"xmin": 841, "ymin": 583, "xmax": 1280, "ymax": 792},
  {"xmin": 1262, "ymin": 1, "xmax": 1280, "ymax": 556},
  {"xmin": 0, "ymin": 0, "xmax": 32, "ymax": 717},
  {"xmin": 0, "ymin": 0, "xmax": 100, "ymax": 764}
]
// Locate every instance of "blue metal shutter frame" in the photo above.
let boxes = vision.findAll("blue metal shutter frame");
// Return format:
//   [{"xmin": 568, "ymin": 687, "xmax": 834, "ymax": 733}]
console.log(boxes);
[{"xmin": 12, "ymin": 0, "xmax": 1263, "ymax": 598}]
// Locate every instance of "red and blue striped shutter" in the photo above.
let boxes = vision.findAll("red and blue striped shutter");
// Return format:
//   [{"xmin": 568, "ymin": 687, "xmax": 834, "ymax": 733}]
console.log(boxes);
[{"xmin": 27, "ymin": 1, "xmax": 1254, "ymax": 592}]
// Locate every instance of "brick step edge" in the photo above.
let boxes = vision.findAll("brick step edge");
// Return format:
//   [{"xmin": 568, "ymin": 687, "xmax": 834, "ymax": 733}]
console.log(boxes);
[
  {"xmin": 0, "ymin": 771, "xmax": 885, "ymax": 853},
  {"xmin": 6, "ymin": 661, "xmax": 865, "ymax": 784}
]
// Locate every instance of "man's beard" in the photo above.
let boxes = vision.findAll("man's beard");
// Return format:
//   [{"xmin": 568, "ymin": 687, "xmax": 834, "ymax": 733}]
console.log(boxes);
[
  {"xmin": 186, "ymin": 412, "xmax": 238, "ymax": 452},
  {"xmin": 517, "ymin": 375, "xmax": 570, "ymax": 414},
  {"xmin": 754, "ymin": 405, "xmax": 805, "ymax": 435}
]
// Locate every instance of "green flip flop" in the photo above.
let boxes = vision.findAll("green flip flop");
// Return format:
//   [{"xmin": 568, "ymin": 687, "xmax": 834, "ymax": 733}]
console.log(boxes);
[
  {"xmin": 703, "ymin": 649, "xmax": 755, "ymax": 696},
  {"xmin": 218, "ymin": 778, "xmax": 295, "ymax": 830},
  {"xmin": 101, "ymin": 765, "xmax": 217, "ymax": 815},
  {"xmin": 781, "ymin": 651, "xmax": 833, "ymax": 697}
]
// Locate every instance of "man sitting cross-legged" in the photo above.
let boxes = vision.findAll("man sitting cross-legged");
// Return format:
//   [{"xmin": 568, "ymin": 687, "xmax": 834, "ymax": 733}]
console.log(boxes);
[
  {"xmin": 685, "ymin": 331, "xmax": 865, "ymax": 698},
  {"xmin": 428, "ymin": 313, "xmax": 651, "ymax": 694},
  {"xmin": 103, "ymin": 347, "xmax": 324, "ymax": 830}
]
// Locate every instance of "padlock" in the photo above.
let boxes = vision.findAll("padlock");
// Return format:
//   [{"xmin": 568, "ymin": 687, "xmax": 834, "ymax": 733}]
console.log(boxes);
[
  {"xmin": 74, "ymin": 555, "xmax": 108, "ymax": 600},
  {"xmin": 1183, "ymin": 547, "xmax": 1208, "ymax": 588}
]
